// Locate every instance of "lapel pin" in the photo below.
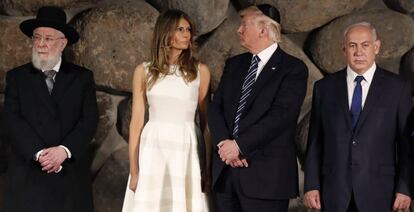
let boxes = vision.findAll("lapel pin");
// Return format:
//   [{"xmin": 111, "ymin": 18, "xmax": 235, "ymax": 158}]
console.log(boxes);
[{"xmin": 272, "ymin": 67, "xmax": 276, "ymax": 70}]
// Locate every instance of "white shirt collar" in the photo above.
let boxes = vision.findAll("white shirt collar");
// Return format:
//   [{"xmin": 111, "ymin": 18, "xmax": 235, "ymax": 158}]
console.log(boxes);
[
  {"xmin": 41, "ymin": 57, "xmax": 62, "ymax": 73},
  {"xmin": 346, "ymin": 63, "xmax": 376, "ymax": 84},
  {"xmin": 255, "ymin": 43, "xmax": 278, "ymax": 64}
]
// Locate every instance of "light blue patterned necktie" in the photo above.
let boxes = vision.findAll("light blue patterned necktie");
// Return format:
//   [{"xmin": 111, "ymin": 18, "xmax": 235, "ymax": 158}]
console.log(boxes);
[{"xmin": 232, "ymin": 55, "xmax": 260, "ymax": 138}]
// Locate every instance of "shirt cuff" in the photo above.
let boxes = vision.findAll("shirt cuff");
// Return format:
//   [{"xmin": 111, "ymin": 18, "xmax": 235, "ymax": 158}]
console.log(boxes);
[
  {"xmin": 59, "ymin": 145, "xmax": 72, "ymax": 159},
  {"xmin": 34, "ymin": 149, "xmax": 44, "ymax": 161},
  {"xmin": 55, "ymin": 166, "xmax": 63, "ymax": 173}
]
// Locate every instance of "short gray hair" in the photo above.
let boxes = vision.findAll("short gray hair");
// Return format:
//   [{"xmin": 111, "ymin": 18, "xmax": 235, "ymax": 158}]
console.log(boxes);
[{"xmin": 343, "ymin": 22, "xmax": 378, "ymax": 41}]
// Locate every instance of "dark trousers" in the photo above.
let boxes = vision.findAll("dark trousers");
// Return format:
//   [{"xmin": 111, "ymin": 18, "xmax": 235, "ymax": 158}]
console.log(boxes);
[
  {"xmin": 347, "ymin": 192, "xmax": 358, "ymax": 212},
  {"xmin": 213, "ymin": 167, "xmax": 289, "ymax": 212}
]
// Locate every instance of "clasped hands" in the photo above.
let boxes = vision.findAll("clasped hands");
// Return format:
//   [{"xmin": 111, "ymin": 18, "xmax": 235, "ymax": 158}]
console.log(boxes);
[
  {"xmin": 217, "ymin": 139, "xmax": 248, "ymax": 168},
  {"xmin": 37, "ymin": 146, "xmax": 68, "ymax": 173}
]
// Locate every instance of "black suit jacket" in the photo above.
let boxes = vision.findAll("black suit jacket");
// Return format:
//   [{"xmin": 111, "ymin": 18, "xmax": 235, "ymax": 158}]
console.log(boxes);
[
  {"xmin": 208, "ymin": 48, "xmax": 308, "ymax": 199},
  {"xmin": 3, "ymin": 61, "xmax": 98, "ymax": 212},
  {"xmin": 304, "ymin": 68, "xmax": 413, "ymax": 212}
]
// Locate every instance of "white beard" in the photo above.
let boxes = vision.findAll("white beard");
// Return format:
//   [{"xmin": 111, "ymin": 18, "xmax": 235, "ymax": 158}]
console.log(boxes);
[{"xmin": 31, "ymin": 47, "xmax": 61, "ymax": 70}]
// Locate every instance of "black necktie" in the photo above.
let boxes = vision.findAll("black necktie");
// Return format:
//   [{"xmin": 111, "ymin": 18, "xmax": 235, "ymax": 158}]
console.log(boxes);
[{"xmin": 44, "ymin": 70, "xmax": 56, "ymax": 94}]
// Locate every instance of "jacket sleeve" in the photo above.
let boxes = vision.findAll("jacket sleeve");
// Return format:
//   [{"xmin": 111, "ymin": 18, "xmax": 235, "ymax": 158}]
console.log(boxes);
[
  {"xmin": 4, "ymin": 71, "xmax": 45, "ymax": 162},
  {"xmin": 236, "ymin": 61, "xmax": 308, "ymax": 157},
  {"xmin": 60, "ymin": 70, "xmax": 98, "ymax": 160},
  {"xmin": 303, "ymin": 81, "xmax": 323, "ymax": 192},
  {"xmin": 208, "ymin": 59, "xmax": 232, "ymax": 147},
  {"xmin": 395, "ymin": 79, "xmax": 413, "ymax": 196}
]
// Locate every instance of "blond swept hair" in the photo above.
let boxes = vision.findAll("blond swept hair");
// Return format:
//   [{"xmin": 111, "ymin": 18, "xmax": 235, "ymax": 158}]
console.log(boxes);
[{"xmin": 239, "ymin": 6, "xmax": 282, "ymax": 43}]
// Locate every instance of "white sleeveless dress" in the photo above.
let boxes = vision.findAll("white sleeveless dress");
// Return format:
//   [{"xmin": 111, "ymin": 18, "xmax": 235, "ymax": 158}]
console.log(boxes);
[{"xmin": 122, "ymin": 63, "xmax": 209, "ymax": 212}]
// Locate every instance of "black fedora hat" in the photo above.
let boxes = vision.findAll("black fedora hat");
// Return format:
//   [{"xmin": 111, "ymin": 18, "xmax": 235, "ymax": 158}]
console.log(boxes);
[
  {"xmin": 20, "ymin": 6, "xmax": 79, "ymax": 44},
  {"xmin": 257, "ymin": 4, "xmax": 280, "ymax": 23}
]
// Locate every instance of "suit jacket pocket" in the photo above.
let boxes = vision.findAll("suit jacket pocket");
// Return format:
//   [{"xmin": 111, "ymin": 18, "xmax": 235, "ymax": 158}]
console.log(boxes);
[{"xmin": 379, "ymin": 165, "xmax": 395, "ymax": 176}]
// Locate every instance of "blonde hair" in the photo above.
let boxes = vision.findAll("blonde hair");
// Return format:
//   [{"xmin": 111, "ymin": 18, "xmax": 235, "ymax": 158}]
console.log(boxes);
[
  {"xmin": 240, "ymin": 6, "xmax": 282, "ymax": 43},
  {"xmin": 147, "ymin": 9, "xmax": 198, "ymax": 89}
]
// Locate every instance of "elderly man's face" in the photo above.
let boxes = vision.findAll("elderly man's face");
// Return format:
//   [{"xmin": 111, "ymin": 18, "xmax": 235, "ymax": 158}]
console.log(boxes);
[
  {"xmin": 32, "ymin": 27, "xmax": 67, "ymax": 69},
  {"xmin": 343, "ymin": 26, "xmax": 380, "ymax": 74},
  {"xmin": 237, "ymin": 13, "xmax": 261, "ymax": 51}
]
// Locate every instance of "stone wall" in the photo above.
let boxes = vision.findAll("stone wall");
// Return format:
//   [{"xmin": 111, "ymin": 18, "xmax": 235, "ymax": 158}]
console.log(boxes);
[{"xmin": 0, "ymin": 0, "xmax": 413, "ymax": 211}]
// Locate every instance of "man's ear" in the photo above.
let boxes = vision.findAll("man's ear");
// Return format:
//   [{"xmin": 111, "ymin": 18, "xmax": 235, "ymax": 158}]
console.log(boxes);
[
  {"xmin": 342, "ymin": 42, "xmax": 347, "ymax": 57},
  {"xmin": 60, "ymin": 38, "xmax": 68, "ymax": 51},
  {"xmin": 259, "ymin": 25, "xmax": 267, "ymax": 38},
  {"xmin": 374, "ymin": 39, "xmax": 381, "ymax": 55}
]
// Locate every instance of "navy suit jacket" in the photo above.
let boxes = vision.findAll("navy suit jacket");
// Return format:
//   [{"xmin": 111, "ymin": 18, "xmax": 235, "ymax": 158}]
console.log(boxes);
[
  {"xmin": 208, "ymin": 47, "xmax": 308, "ymax": 199},
  {"xmin": 304, "ymin": 67, "xmax": 413, "ymax": 212},
  {"xmin": 3, "ymin": 61, "xmax": 98, "ymax": 212}
]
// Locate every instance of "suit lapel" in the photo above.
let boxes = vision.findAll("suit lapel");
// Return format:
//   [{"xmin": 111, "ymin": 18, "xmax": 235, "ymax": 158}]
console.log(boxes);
[
  {"xmin": 243, "ymin": 47, "xmax": 283, "ymax": 111},
  {"xmin": 51, "ymin": 61, "xmax": 76, "ymax": 102},
  {"xmin": 28, "ymin": 65, "xmax": 56, "ymax": 114},
  {"xmin": 336, "ymin": 70, "xmax": 353, "ymax": 131},
  {"xmin": 228, "ymin": 53, "xmax": 252, "ymax": 128},
  {"xmin": 354, "ymin": 68, "xmax": 384, "ymax": 134}
]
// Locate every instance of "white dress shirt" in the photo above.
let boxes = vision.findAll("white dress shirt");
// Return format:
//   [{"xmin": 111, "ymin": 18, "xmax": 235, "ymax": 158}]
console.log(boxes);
[
  {"xmin": 346, "ymin": 63, "xmax": 377, "ymax": 109},
  {"xmin": 254, "ymin": 42, "xmax": 278, "ymax": 79}
]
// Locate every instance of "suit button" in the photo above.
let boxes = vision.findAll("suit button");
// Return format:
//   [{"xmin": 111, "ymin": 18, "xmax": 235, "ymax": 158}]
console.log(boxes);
[{"xmin": 352, "ymin": 141, "xmax": 357, "ymax": 145}]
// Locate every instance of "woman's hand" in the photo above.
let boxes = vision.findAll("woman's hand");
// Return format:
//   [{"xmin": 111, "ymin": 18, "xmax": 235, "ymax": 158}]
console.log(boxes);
[{"xmin": 129, "ymin": 174, "xmax": 139, "ymax": 192}]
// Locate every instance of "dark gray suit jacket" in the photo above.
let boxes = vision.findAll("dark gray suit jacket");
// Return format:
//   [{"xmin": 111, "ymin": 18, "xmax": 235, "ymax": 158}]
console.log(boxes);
[{"xmin": 305, "ymin": 67, "xmax": 413, "ymax": 212}]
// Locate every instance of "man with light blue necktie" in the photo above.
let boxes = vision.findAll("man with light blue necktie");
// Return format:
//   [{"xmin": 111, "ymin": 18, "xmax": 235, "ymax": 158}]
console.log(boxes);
[{"xmin": 208, "ymin": 4, "xmax": 308, "ymax": 212}]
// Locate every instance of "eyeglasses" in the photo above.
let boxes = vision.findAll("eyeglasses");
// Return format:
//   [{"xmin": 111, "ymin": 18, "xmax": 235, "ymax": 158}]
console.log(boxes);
[{"xmin": 31, "ymin": 35, "xmax": 65, "ymax": 44}]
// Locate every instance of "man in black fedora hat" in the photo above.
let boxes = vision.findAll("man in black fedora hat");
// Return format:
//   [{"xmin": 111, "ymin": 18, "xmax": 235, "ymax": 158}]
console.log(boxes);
[
  {"xmin": 208, "ymin": 4, "xmax": 308, "ymax": 212},
  {"xmin": 3, "ymin": 6, "xmax": 98, "ymax": 212}
]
